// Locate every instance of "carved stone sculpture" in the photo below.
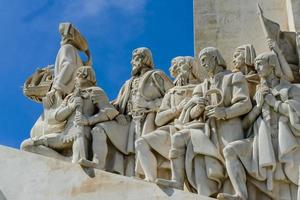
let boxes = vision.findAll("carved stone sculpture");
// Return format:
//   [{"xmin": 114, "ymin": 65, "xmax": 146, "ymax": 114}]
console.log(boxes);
[
  {"xmin": 135, "ymin": 56, "xmax": 199, "ymax": 182},
  {"xmin": 217, "ymin": 51, "xmax": 300, "ymax": 200},
  {"xmin": 156, "ymin": 47, "xmax": 252, "ymax": 197},
  {"xmin": 21, "ymin": 66, "xmax": 106, "ymax": 163},
  {"xmin": 21, "ymin": 23, "xmax": 91, "ymax": 149},
  {"xmin": 258, "ymin": 4, "xmax": 298, "ymax": 83},
  {"xmin": 23, "ymin": 65, "xmax": 54, "ymax": 103},
  {"xmin": 232, "ymin": 44, "xmax": 259, "ymax": 99},
  {"xmin": 112, "ymin": 47, "xmax": 174, "ymax": 175},
  {"xmin": 14, "ymin": 3, "xmax": 300, "ymax": 200}
]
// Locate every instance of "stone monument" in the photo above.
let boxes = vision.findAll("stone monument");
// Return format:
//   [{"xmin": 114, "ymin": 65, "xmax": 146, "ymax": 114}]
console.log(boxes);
[{"xmin": 1, "ymin": 1, "xmax": 300, "ymax": 200}]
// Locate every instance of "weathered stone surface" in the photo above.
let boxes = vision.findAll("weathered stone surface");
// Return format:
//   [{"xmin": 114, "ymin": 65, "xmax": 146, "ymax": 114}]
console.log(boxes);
[
  {"xmin": 0, "ymin": 145, "xmax": 214, "ymax": 200},
  {"xmin": 193, "ymin": 0, "xmax": 300, "ymax": 68}
]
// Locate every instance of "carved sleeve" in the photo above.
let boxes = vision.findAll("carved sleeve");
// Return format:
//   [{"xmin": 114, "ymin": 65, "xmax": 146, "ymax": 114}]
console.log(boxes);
[
  {"xmin": 225, "ymin": 73, "xmax": 252, "ymax": 119},
  {"xmin": 152, "ymin": 71, "xmax": 174, "ymax": 95},
  {"xmin": 242, "ymin": 105, "xmax": 261, "ymax": 130},
  {"xmin": 155, "ymin": 92, "xmax": 179, "ymax": 126},
  {"xmin": 55, "ymin": 96, "xmax": 74, "ymax": 122},
  {"xmin": 190, "ymin": 104, "xmax": 204, "ymax": 120},
  {"xmin": 189, "ymin": 84, "xmax": 204, "ymax": 119},
  {"xmin": 89, "ymin": 88, "xmax": 119, "ymax": 125}
]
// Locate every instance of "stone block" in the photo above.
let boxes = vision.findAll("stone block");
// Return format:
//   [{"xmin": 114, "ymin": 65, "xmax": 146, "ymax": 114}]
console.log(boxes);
[{"xmin": 0, "ymin": 145, "xmax": 214, "ymax": 200}]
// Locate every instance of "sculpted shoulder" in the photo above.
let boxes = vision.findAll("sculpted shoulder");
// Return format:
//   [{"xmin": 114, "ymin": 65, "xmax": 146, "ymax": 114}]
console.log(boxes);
[
  {"xmin": 231, "ymin": 71, "xmax": 247, "ymax": 84},
  {"xmin": 151, "ymin": 70, "xmax": 174, "ymax": 90},
  {"xmin": 59, "ymin": 43, "xmax": 77, "ymax": 53}
]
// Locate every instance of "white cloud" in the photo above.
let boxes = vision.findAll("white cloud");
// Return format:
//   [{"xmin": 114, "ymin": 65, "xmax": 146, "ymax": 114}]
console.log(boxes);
[{"xmin": 63, "ymin": 0, "xmax": 148, "ymax": 19}]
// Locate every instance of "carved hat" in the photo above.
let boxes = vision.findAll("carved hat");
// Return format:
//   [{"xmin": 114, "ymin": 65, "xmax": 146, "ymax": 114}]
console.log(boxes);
[
  {"xmin": 255, "ymin": 52, "xmax": 293, "ymax": 81},
  {"xmin": 198, "ymin": 47, "xmax": 227, "ymax": 68},
  {"xmin": 235, "ymin": 44, "xmax": 256, "ymax": 67},
  {"xmin": 132, "ymin": 47, "xmax": 154, "ymax": 69},
  {"xmin": 59, "ymin": 23, "xmax": 92, "ymax": 66}
]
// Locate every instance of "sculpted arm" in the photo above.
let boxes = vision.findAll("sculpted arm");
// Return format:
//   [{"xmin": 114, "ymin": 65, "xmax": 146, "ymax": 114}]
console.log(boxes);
[
  {"xmin": 242, "ymin": 105, "xmax": 261, "ymax": 130},
  {"xmin": 55, "ymin": 96, "xmax": 76, "ymax": 122},
  {"xmin": 155, "ymin": 93, "xmax": 180, "ymax": 126},
  {"xmin": 112, "ymin": 82, "xmax": 127, "ymax": 111},
  {"xmin": 189, "ymin": 85, "xmax": 205, "ymax": 120},
  {"xmin": 265, "ymin": 87, "xmax": 300, "ymax": 118},
  {"xmin": 225, "ymin": 73, "xmax": 252, "ymax": 119},
  {"xmin": 267, "ymin": 39, "xmax": 294, "ymax": 81},
  {"xmin": 146, "ymin": 71, "xmax": 174, "ymax": 110},
  {"xmin": 88, "ymin": 89, "xmax": 119, "ymax": 125},
  {"xmin": 190, "ymin": 104, "xmax": 205, "ymax": 120}
]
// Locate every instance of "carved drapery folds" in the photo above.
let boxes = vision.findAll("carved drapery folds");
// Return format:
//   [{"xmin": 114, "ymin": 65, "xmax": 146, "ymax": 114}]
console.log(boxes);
[{"xmin": 21, "ymin": 5, "xmax": 300, "ymax": 199}]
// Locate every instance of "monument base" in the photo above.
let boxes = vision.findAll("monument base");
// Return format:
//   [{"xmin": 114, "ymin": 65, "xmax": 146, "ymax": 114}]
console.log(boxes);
[{"xmin": 0, "ymin": 145, "xmax": 214, "ymax": 200}]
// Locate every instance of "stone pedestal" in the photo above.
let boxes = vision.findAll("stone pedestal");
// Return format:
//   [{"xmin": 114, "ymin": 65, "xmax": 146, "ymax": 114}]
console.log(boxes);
[{"xmin": 0, "ymin": 145, "xmax": 214, "ymax": 200}]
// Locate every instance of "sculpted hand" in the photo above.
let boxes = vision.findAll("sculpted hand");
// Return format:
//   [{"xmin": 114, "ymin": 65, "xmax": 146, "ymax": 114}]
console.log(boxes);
[
  {"xmin": 267, "ymin": 38, "xmax": 280, "ymax": 53},
  {"xmin": 70, "ymin": 97, "xmax": 83, "ymax": 110},
  {"xmin": 256, "ymin": 87, "xmax": 269, "ymax": 108},
  {"xmin": 75, "ymin": 113, "xmax": 89, "ymax": 126},
  {"xmin": 205, "ymin": 107, "xmax": 227, "ymax": 119},
  {"xmin": 115, "ymin": 114, "xmax": 128, "ymax": 125},
  {"xmin": 264, "ymin": 94, "xmax": 277, "ymax": 107},
  {"xmin": 91, "ymin": 90, "xmax": 102, "ymax": 104},
  {"xmin": 176, "ymin": 98, "xmax": 190, "ymax": 111},
  {"xmin": 185, "ymin": 96, "xmax": 206, "ymax": 109}
]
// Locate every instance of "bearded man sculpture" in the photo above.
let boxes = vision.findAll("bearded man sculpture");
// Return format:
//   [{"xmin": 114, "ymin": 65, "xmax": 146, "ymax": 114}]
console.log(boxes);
[
  {"xmin": 135, "ymin": 56, "xmax": 199, "ymax": 182},
  {"xmin": 157, "ymin": 47, "xmax": 252, "ymax": 197},
  {"xmin": 109, "ymin": 47, "xmax": 174, "ymax": 175}
]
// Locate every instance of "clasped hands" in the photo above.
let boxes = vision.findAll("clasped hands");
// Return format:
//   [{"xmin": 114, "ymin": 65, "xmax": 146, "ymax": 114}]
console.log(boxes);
[
  {"xmin": 256, "ymin": 87, "xmax": 277, "ymax": 108},
  {"xmin": 179, "ymin": 96, "xmax": 227, "ymax": 120}
]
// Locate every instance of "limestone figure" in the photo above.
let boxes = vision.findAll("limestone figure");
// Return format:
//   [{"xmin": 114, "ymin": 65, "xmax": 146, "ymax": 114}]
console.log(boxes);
[
  {"xmin": 135, "ymin": 56, "xmax": 199, "ymax": 182},
  {"xmin": 258, "ymin": 4, "xmax": 296, "ymax": 83},
  {"xmin": 232, "ymin": 44, "xmax": 259, "ymax": 99},
  {"xmin": 21, "ymin": 66, "xmax": 116, "ymax": 165},
  {"xmin": 156, "ymin": 47, "xmax": 252, "ymax": 197},
  {"xmin": 112, "ymin": 47, "xmax": 174, "ymax": 175},
  {"xmin": 217, "ymin": 50, "xmax": 300, "ymax": 200},
  {"xmin": 21, "ymin": 23, "xmax": 92, "ymax": 151}
]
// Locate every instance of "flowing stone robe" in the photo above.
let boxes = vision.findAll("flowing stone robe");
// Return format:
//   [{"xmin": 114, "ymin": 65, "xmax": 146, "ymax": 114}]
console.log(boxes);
[
  {"xmin": 52, "ymin": 43, "xmax": 83, "ymax": 95},
  {"xmin": 82, "ymin": 87, "xmax": 134, "ymax": 175},
  {"xmin": 142, "ymin": 85, "xmax": 195, "ymax": 159},
  {"xmin": 137, "ymin": 84, "xmax": 195, "ymax": 177},
  {"xmin": 182, "ymin": 71, "xmax": 252, "ymax": 196},
  {"xmin": 30, "ymin": 43, "xmax": 83, "ymax": 139},
  {"xmin": 38, "ymin": 87, "xmax": 101, "ymax": 150},
  {"xmin": 226, "ymin": 80, "xmax": 300, "ymax": 199},
  {"xmin": 113, "ymin": 70, "xmax": 174, "ymax": 153}
]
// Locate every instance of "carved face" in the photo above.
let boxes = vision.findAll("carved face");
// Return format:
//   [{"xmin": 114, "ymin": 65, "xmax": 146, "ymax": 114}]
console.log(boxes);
[
  {"xmin": 173, "ymin": 58, "xmax": 191, "ymax": 86},
  {"xmin": 199, "ymin": 53, "xmax": 217, "ymax": 76},
  {"xmin": 232, "ymin": 51, "xmax": 245, "ymax": 70},
  {"xmin": 130, "ymin": 53, "xmax": 143, "ymax": 76},
  {"xmin": 169, "ymin": 57, "xmax": 185, "ymax": 78},
  {"xmin": 255, "ymin": 59, "xmax": 272, "ymax": 78},
  {"xmin": 169, "ymin": 60, "xmax": 179, "ymax": 78},
  {"xmin": 75, "ymin": 67, "xmax": 95, "ymax": 88}
]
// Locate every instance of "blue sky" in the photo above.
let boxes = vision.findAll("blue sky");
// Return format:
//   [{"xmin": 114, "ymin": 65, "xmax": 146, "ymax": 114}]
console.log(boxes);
[{"xmin": 0, "ymin": 0, "xmax": 193, "ymax": 148}]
